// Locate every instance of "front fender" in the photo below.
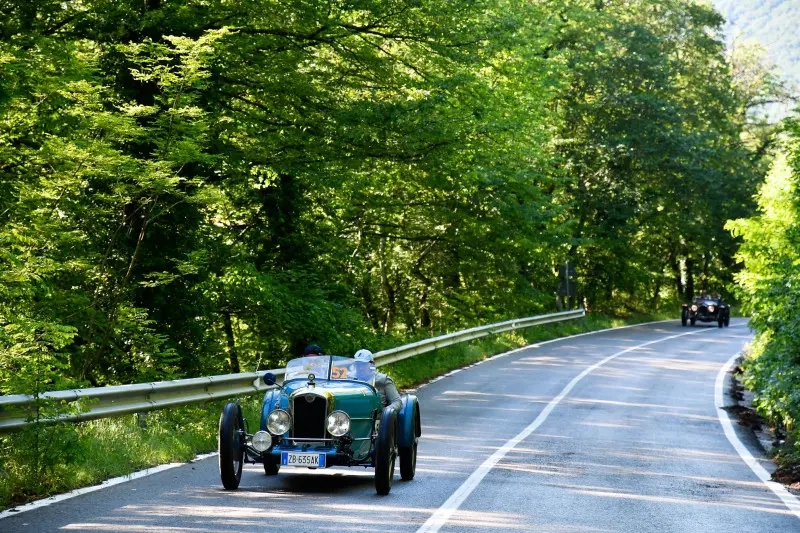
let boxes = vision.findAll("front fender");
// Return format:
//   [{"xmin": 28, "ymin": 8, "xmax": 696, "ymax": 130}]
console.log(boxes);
[
  {"xmin": 397, "ymin": 394, "xmax": 421, "ymax": 448},
  {"xmin": 260, "ymin": 389, "xmax": 282, "ymax": 432}
]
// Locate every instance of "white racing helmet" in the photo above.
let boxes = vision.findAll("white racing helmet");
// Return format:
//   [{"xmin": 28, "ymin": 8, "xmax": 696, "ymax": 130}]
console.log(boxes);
[{"xmin": 354, "ymin": 349, "xmax": 374, "ymax": 363}]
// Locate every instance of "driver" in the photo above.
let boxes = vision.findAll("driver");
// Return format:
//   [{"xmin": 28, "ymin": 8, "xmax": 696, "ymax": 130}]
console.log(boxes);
[
  {"xmin": 303, "ymin": 344, "xmax": 324, "ymax": 355},
  {"xmin": 354, "ymin": 349, "xmax": 401, "ymax": 408}
]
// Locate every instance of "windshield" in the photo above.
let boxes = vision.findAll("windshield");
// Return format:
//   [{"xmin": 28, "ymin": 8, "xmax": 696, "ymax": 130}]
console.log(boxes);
[
  {"xmin": 284, "ymin": 355, "xmax": 376, "ymax": 385},
  {"xmin": 285, "ymin": 356, "xmax": 330, "ymax": 381},
  {"xmin": 693, "ymin": 296, "xmax": 718, "ymax": 304},
  {"xmin": 329, "ymin": 356, "xmax": 376, "ymax": 385}
]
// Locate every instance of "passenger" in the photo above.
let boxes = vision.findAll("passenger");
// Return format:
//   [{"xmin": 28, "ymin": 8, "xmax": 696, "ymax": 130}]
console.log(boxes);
[{"xmin": 354, "ymin": 349, "xmax": 401, "ymax": 409}]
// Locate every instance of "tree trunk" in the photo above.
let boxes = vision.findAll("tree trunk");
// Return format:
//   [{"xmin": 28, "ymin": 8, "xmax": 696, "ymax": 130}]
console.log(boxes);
[
  {"xmin": 419, "ymin": 287, "xmax": 431, "ymax": 331},
  {"xmin": 650, "ymin": 279, "xmax": 661, "ymax": 307},
  {"xmin": 260, "ymin": 172, "xmax": 305, "ymax": 268},
  {"xmin": 379, "ymin": 237, "xmax": 396, "ymax": 333},
  {"xmin": 685, "ymin": 257, "xmax": 695, "ymax": 300},
  {"xmin": 223, "ymin": 310, "xmax": 240, "ymax": 374},
  {"xmin": 668, "ymin": 252, "xmax": 683, "ymax": 298}
]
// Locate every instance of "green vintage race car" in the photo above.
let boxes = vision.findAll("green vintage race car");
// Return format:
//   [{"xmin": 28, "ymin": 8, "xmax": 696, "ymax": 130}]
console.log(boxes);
[{"xmin": 217, "ymin": 355, "xmax": 421, "ymax": 495}]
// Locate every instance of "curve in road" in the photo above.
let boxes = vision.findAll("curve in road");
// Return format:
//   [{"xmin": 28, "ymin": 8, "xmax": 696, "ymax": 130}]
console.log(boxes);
[{"xmin": 2, "ymin": 319, "xmax": 798, "ymax": 533}]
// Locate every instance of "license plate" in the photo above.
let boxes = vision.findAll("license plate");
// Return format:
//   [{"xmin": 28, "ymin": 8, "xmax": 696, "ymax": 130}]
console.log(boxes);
[{"xmin": 281, "ymin": 452, "xmax": 325, "ymax": 468}]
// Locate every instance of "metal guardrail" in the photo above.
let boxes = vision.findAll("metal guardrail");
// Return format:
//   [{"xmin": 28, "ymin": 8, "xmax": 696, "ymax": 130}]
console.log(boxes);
[{"xmin": 0, "ymin": 309, "xmax": 584, "ymax": 433}]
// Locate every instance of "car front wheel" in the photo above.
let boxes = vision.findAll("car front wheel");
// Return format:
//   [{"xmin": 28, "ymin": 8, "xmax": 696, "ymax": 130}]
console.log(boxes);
[
  {"xmin": 264, "ymin": 462, "xmax": 280, "ymax": 475},
  {"xmin": 219, "ymin": 402, "xmax": 244, "ymax": 490}
]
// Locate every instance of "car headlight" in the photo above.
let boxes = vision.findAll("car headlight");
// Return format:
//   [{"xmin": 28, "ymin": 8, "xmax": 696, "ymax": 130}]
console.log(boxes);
[
  {"xmin": 326, "ymin": 411, "xmax": 350, "ymax": 437},
  {"xmin": 690, "ymin": 305, "xmax": 698, "ymax": 312},
  {"xmin": 708, "ymin": 305, "xmax": 716, "ymax": 312},
  {"xmin": 252, "ymin": 430, "xmax": 272, "ymax": 452},
  {"xmin": 266, "ymin": 409, "xmax": 291, "ymax": 435}
]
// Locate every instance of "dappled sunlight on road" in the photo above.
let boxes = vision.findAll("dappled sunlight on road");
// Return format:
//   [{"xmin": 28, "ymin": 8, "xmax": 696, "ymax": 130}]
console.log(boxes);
[
  {"xmin": 445, "ymin": 508, "xmax": 609, "ymax": 531},
  {"xmin": 559, "ymin": 486, "xmax": 798, "ymax": 517},
  {"xmin": 620, "ymin": 356, "xmax": 722, "ymax": 372},
  {"xmin": 510, "ymin": 355, "xmax": 571, "ymax": 367},
  {"xmin": 5, "ymin": 320, "xmax": 787, "ymax": 533},
  {"xmin": 440, "ymin": 390, "xmax": 550, "ymax": 402},
  {"xmin": 566, "ymin": 398, "xmax": 697, "ymax": 410},
  {"xmin": 577, "ymin": 421, "xmax": 639, "ymax": 429}
]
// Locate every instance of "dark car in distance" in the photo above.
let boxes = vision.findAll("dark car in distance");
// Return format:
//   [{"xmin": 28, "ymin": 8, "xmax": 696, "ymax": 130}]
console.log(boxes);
[{"xmin": 681, "ymin": 296, "xmax": 730, "ymax": 328}]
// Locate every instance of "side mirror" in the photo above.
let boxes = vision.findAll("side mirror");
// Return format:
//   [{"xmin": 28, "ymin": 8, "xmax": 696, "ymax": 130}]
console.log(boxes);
[{"xmin": 263, "ymin": 372, "xmax": 277, "ymax": 386}]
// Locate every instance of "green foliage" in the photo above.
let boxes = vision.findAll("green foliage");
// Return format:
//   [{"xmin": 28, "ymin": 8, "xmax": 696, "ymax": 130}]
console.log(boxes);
[
  {"xmin": 728, "ymin": 123, "xmax": 800, "ymax": 447},
  {"xmin": 0, "ymin": 398, "xmax": 259, "ymax": 508},
  {"xmin": 0, "ymin": 0, "xmax": 780, "ymax": 506}
]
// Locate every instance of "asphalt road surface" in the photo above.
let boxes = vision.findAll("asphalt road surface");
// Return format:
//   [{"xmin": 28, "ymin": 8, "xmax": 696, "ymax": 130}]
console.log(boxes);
[{"xmin": 3, "ymin": 319, "xmax": 799, "ymax": 532}]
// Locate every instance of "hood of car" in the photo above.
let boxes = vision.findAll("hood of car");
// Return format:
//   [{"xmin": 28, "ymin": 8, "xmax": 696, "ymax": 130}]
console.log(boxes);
[{"xmin": 284, "ymin": 379, "xmax": 380, "ymax": 416}]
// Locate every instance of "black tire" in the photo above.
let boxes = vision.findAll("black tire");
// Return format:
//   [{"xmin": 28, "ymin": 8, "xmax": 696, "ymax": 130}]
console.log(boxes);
[
  {"xmin": 375, "ymin": 408, "xmax": 397, "ymax": 495},
  {"xmin": 219, "ymin": 402, "xmax": 244, "ymax": 490},
  {"xmin": 264, "ymin": 462, "xmax": 280, "ymax": 475},
  {"xmin": 681, "ymin": 314, "xmax": 687, "ymax": 327},
  {"xmin": 399, "ymin": 406, "xmax": 419, "ymax": 481},
  {"xmin": 690, "ymin": 317, "xmax": 696, "ymax": 326},
  {"xmin": 718, "ymin": 318, "xmax": 724, "ymax": 328},
  {"xmin": 724, "ymin": 315, "xmax": 730, "ymax": 327}
]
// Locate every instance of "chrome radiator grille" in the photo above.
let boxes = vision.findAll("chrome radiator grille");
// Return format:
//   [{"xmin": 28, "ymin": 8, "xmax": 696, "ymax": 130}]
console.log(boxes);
[{"xmin": 292, "ymin": 394, "xmax": 327, "ymax": 439}]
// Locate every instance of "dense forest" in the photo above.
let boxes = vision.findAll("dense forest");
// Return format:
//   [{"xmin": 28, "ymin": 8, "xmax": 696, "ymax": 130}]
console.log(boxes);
[{"xmin": 0, "ymin": 0, "xmax": 783, "ymax": 396}]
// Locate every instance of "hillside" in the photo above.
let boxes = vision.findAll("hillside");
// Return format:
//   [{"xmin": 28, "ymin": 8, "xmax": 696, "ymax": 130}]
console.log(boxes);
[{"xmin": 711, "ymin": 0, "xmax": 800, "ymax": 89}]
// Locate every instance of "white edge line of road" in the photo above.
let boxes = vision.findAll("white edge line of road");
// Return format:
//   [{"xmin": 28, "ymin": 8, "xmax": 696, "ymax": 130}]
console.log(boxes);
[
  {"xmin": 0, "ymin": 317, "xmax": 701, "ymax": 521},
  {"xmin": 715, "ymin": 352, "xmax": 800, "ymax": 520},
  {"xmin": 0, "ymin": 452, "xmax": 218, "ymax": 520},
  {"xmin": 408, "ymin": 318, "xmax": 677, "ymax": 391},
  {"xmin": 415, "ymin": 324, "xmax": 742, "ymax": 533}
]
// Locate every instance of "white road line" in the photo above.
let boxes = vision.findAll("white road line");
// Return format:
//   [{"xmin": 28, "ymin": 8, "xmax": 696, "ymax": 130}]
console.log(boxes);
[
  {"xmin": 0, "ymin": 452, "xmax": 218, "ymax": 520},
  {"xmin": 0, "ymin": 319, "xmax": 735, "ymax": 521},
  {"xmin": 1, "ymin": 318, "xmax": 678, "ymax": 519},
  {"xmin": 411, "ymin": 318, "xmax": 678, "ymax": 391},
  {"xmin": 714, "ymin": 352, "xmax": 800, "ymax": 520},
  {"xmin": 415, "ymin": 326, "xmax": 721, "ymax": 533}
]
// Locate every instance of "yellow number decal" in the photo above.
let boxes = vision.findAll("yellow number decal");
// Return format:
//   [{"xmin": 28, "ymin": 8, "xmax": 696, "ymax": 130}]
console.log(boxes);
[{"xmin": 331, "ymin": 367, "xmax": 348, "ymax": 379}]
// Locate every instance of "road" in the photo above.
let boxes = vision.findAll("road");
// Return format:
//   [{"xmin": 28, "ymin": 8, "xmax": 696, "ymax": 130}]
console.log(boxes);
[{"xmin": 3, "ymin": 319, "xmax": 799, "ymax": 532}]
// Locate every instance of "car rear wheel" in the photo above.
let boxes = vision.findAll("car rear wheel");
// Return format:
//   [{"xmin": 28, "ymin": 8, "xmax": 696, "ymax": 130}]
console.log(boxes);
[
  {"xmin": 219, "ymin": 402, "xmax": 244, "ymax": 490},
  {"xmin": 399, "ymin": 405, "xmax": 419, "ymax": 481},
  {"xmin": 375, "ymin": 408, "xmax": 397, "ymax": 495},
  {"xmin": 690, "ymin": 317, "xmax": 696, "ymax": 326}
]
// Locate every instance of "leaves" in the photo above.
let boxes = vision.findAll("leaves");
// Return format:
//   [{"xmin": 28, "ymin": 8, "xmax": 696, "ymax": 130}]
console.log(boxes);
[{"xmin": 0, "ymin": 0, "xmax": 773, "ymax": 396}]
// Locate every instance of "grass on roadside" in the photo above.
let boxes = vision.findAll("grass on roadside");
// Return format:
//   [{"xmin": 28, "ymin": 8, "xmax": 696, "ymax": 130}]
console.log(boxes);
[
  {"xmin": 0, "ymin": 310, "xmax": 675, "ymax": 511},
  {"xmin": 0, "ymin": 397, "xmax": 262, "ymax": 510}
]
